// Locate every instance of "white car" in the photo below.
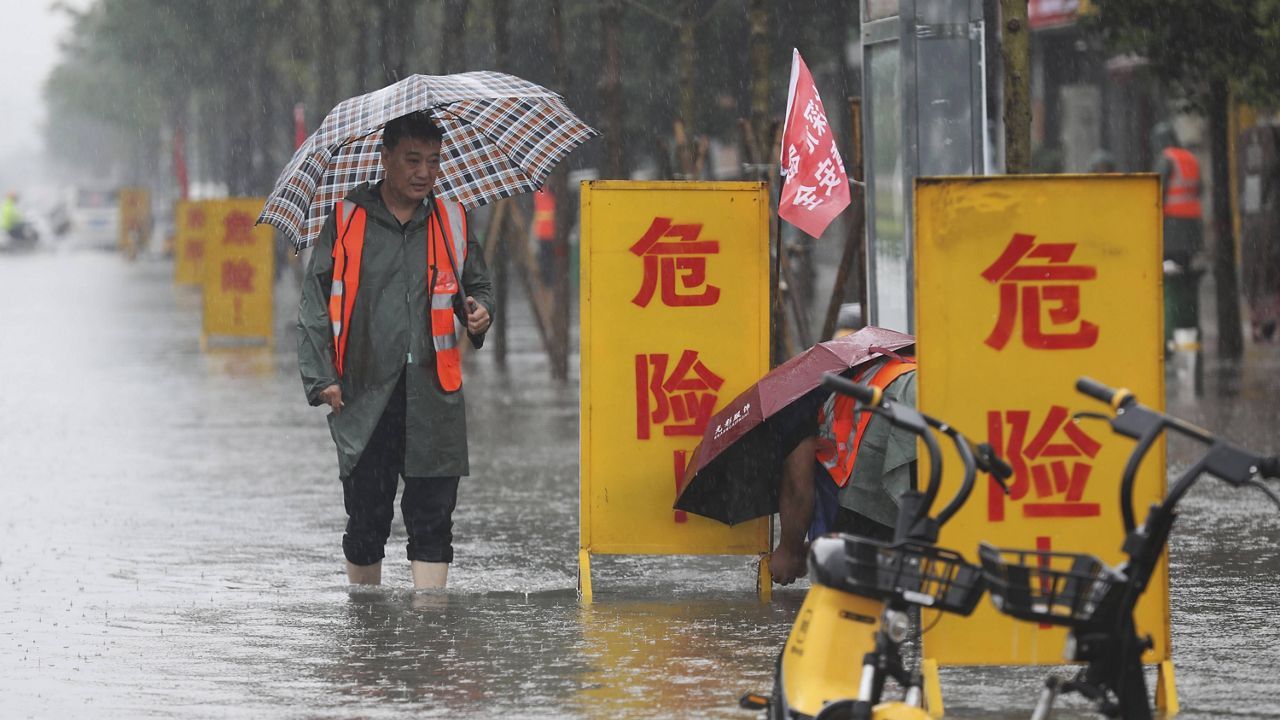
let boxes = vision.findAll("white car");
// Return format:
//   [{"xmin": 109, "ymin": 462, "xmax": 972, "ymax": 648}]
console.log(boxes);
[{"xmin": 63, "ymin": 187, "xmax": 119, "ymax": 249}]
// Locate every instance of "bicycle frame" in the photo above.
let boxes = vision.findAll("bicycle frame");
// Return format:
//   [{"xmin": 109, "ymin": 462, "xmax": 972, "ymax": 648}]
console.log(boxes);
[
  {"xmin": 1007, "ymin": 378, "xmax": 1280, "ymax": 719},
  {"xmin": 762, "ymin": 373, "xmax": 1009, "ymax": 720}
]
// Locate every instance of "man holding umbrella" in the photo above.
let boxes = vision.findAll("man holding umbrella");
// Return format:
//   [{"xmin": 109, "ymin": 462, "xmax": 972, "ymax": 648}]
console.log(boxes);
[{"xmin": 297, "ymin": 111, "xmax": 493, "ymax": 589}]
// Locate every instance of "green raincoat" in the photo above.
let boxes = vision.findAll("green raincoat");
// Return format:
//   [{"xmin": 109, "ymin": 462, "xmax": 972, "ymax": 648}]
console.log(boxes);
[
  {"xmin": 828, "ymin": 362, "xmax": 918, "ymax": 528},
  {"xmin": 297, "ymin": 182, "xmax": 494, "ymax": 479}
]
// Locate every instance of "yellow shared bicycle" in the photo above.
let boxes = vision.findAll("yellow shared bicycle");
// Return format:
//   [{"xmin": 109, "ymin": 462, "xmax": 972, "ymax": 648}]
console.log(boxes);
[{"xmin": 744, "ymin": 372, "xmax": 1011, "ymax": 720}]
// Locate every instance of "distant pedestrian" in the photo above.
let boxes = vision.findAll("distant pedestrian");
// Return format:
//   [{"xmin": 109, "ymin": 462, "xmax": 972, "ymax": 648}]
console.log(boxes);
[
  {"xmin": 1152, "ymin": 123, "xmax": 1204, "ymax": 270},
  {"xmin": 533, "ymin": 188, "xmax": 556, "ymax": 286},
  {"xmin": 1, "ymin": 191, "xmax": 26, "ymax": 240},
  {"xmin": 296, "ymin": 112, "xmax": 494, "ymax": 589},
  {"xmin": 1152, "ymin": 123, "xmax": 1205, "ymax": 346}
]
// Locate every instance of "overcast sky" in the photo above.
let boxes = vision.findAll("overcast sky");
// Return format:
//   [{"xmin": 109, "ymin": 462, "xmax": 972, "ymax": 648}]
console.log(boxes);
[{"xmin": 0, "ymin": 1, "xmax": 80, "ymax": 182}]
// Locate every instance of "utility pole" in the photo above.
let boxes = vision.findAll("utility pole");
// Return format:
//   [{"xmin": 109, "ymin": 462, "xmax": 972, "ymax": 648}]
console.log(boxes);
[{"xmin": 1000, "ymin": 0, "xmax": 1031, "ymax": 173}]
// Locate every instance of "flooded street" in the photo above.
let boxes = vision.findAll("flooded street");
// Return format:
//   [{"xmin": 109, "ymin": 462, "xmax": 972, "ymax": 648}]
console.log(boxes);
[{"xmin": 2, "ymin": 250, "xmax": 1278, "ymax": 718}]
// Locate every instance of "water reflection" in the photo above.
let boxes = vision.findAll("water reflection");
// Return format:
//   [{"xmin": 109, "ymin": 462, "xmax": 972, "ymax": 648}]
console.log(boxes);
[{"xmin": 0, "ymin": 252, "xmax": 1276, "ymax": 718}]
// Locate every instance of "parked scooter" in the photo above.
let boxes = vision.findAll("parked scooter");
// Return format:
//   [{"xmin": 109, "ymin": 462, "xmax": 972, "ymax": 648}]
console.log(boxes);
[
  {"xmin": 3, "ymin": 223, "xmax": 39, "ymax": 252},
  {"xmin": 981, "ymin": 378, "xmax": 1280, "ymax": 719},
  {"xmin": 743, "ymin": 372, "xmax": 1012, "ymax": 719}
]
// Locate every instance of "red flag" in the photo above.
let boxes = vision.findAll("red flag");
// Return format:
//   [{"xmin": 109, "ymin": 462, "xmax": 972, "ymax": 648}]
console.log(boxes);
[{"xmin": 778, "ymin": 49, "xmax": 851, "ymax": 239}]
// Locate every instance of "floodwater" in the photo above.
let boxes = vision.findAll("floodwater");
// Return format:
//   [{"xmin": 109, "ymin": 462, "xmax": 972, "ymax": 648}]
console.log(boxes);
[{"xmin": 1, "ymin": 249, "xmax": 1277, "ymax": 719}]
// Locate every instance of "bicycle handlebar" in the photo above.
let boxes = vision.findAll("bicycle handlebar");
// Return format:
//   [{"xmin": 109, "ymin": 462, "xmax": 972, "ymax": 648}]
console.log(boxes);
[
  {"xmin": 1261, "ymin": 455, "xmax": 1280, "ymax": 480},
  {"xmin": 821, "ymin": 373, "xmax": 878, "ymax": 405},
  {"xmin": 821, "ymin": 372, "xmax": 1002, "ymax": 537},
  {"xmin": 1075, "ymin": 377, "xmax": 1134, "ymax": 409},
  {"xmin": 1074, "ymin": 376, "xmax": 1280, "ymax": 531}
]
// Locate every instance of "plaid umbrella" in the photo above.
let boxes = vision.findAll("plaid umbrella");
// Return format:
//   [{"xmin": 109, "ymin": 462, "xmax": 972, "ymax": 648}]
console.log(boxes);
[{"xmin": 258, "ymin": 71, "xmax": 599, "ymax": 251}]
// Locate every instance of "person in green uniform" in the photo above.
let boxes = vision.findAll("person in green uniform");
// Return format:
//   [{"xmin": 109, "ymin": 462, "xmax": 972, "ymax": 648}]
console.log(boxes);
[
  {"xmin": 1, "ymin": 192, "xmax": 25, "ymax": 239},
  {"xmin": 297, "ymin": 112, "xmax": 494, "ymax": 589},
  {"xmin": 768, "ymin": 360, "xmax": 917, "ymax": 585}
]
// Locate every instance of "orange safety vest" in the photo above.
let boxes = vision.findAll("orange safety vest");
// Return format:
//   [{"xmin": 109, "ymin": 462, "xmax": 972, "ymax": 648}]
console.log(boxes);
[
  {"xmin": 533, "ymin": 189, "xmax": 555, "ymax": 242},
  {"xmin": 815, "ymin": 357, "xmax": 917, "ymax": 488},
  {"xmin": 1162, "ymin": 147, "xmax": 1202, "ymax": 219},
  {"xmin": 328, "ymin": 197, "xmax": 469, "ymax": 392}
]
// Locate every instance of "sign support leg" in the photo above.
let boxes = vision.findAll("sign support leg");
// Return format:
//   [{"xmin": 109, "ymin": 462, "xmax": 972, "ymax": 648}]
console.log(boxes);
[
  {"xmin": 756, "ymin": 554, "xmax": 771, "ymax": 602},
  {"xmin": 1156, "ymin": 660, "xmax": 1179, "ymax": 716},
  {"xmin": 921, "ymin": 658, "xmax": 943, "ymax": 719},
  {"xmin": 578, "ymin": 547, "xmax": 593, "ymax": 603}
]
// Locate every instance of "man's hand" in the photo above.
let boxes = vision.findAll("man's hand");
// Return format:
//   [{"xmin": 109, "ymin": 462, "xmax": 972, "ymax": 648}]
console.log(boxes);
[
  {"xmin": 319, "ymin": 384, "xmax": 343, "ymax": 414},
  {"xmin": 465, "ymin": 296, "xmax": 491, "ymax": 336},
  {"xmin": 768, "ymin": 542, "xmax": 808, "ymax": 585}
]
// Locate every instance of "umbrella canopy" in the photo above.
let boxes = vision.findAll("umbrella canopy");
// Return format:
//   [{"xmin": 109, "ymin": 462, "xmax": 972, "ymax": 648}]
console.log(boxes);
[
  {"xmin": 674, "ymin": 326, "xmax": 915, "ymax": 525},
  {"xmin": 258, "ymin": 71, "xmax": 598, "ymax": 251}
]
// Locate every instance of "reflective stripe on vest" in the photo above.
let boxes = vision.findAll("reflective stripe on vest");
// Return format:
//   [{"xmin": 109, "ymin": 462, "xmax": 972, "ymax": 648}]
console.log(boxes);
[
  {"xmin": 328, "ymin": 200, "xmax": 365, "ymax": 377},
  {"xmin": 430, "ymin": 199, "xmax": 467, "ymax": 392},
  {"xmin": 1163, "ymin": 147, "xmax": 1203, "ymax": 219},
  {"xmin": 816, "ymin": 358, "xmax": 917, "ymax": 488},
  {"xmin": 328, "ymin": 197, "xmax": 468, "ymax": 392}
]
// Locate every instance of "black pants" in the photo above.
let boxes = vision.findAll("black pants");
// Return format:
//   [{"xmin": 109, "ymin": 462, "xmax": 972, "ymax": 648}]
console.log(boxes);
[{"xmin": 342, "ymin": 373, "xmax": 460, "ymax": 566}]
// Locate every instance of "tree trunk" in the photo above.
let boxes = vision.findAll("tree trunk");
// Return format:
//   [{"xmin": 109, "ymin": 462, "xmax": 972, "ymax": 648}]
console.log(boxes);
[
  {"xmin": 676, "ymin": 3, "xmax": 704, "ymax": 177},
  {"xmin": 747, "ymin": 0, "xmax": 770, "ymax": 171},
  {"xmin": 379, "ymin": 0, "xmax": 411, "ymax": 84},
  {"xmin": 316, "ymin": 0, "xmax": 340, "ymax": 115},
  {"xmin": 491, "ymin": 0, "xmax": 511, "ymax": 367},
  {"xmin": 353, "ymin": 9, "xmax": 370, "ymax": 94},
  {"xmin": 822, "ymin": 98, "xmax": 865, "ymax": 341},
  {"xmin": 492, "ymin": 0, "xmax": 510, "ymax": 71},
  {"xmin": 1000, "ymin": 0, "xmax": 1030, "ymax": 173},
  {"xmin": 679, "ymin": 3, "xmax": 697, "ymax": 159},
  {"xmin": 600, "ymin": 0, "xmax": 625, "ymax": 178},
  {"xmin": 441, "ymin": 0, "xmax": 469, "ymax": 74},
  {"xmin": 1209, "ymin": 79, "xmax": 1245, "ymax": 359},
  {"xmin": 547, "ymin": 0, "xmax": 571, "ymax": 380}
]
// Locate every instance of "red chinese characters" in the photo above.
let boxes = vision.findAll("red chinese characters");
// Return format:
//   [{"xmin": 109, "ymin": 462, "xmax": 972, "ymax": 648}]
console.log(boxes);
[
  {"xmin": 982, "ymin": 233, "xmax": 1099, "ymax": 350},
  {"xmin": 223, "ymin": 211, "xmax": 256, "ymax": 246},
  {"xmin": 636, "ymin": 350, "xmax": 726, "ymax": 524},
  {"xmin": 221, "ymin": 258, "xmax": 255, "ymax": 294},
  {"xmin": 630, "ymin": 217, "xmax": 721, "ymax": 308},
  {"xmin": 635, "ymin": 350, "xmax": 725, "ymax": 439},
  {"xmin": 184, "ymin": 206, "xmax": 207, "ymax": 260},
  {"xmin": 777, "ymin": 49, "xmax": 851, "ymax": 239},
  {"xmin": 986, "ymin": 405, "xmax": 1102, "ymax": 521}
]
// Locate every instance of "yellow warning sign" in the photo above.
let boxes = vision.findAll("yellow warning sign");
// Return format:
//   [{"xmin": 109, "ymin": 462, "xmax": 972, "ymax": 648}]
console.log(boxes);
[
  {"xmin": 579, "ymin": 181, "xmax": 771, "ymax": 563},
  {"xmin": 914, "ymin": 175, "xmax": 1168, "ymax": 665},
  {"xmin": 201, "ymin": 198, "xmax": 274, "ymax": 344},
  {"xmin": 174, "ymin": 200, "xmax": 212, "ymax": 286},
  {"xmin": 118, "ymin": 187, "xmax": 150, "ymax": 256}
]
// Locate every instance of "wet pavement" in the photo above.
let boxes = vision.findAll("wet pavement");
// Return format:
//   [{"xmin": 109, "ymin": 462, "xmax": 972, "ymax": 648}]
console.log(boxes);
[{"xmin": 2, "ymin": 249, "xmax": 1277, "ymax": 718}]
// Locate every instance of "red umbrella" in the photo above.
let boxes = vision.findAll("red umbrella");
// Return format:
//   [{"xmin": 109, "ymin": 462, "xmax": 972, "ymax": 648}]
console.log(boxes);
[{"xmin": 674, "ymin": 326, "xmax": 915, "ymax": 525}]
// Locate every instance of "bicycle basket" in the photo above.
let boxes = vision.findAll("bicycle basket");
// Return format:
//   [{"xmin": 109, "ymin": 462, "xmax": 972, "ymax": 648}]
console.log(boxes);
[
  {"xmin": 978, "ymin": 542, "xmax": 1124, "ymax": 627},
  {"xmin": 814, "ymin": 534, "xmax": 986, "ymax": 616}
]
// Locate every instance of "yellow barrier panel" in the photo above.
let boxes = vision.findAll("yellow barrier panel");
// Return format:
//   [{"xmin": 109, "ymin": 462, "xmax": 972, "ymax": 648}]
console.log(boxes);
[
  {"xmin": 201, "ymin": 198, "xmax": 274, "ymax": 346},
  {"xmin": 174, "ymin": 200, "xmax": 212, "ymax": 286},
  {"xmin": 914, "ymin": 175, "xmax": 1168, "ymax": 666},
  {"xmin": 579, "ymin": 181, "xmax": 771, "ymax": 595},
  {"xmin": 118, "ymin": 187, "xmax": 150, "ymax": 257}
]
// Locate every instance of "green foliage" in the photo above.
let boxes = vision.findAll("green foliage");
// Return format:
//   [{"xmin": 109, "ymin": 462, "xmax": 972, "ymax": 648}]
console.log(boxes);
[
  {"xmin": 1089, "ymin": 0, "xmax": 1280, "ymax": 107},
  {"xmin": 44, "ymin": 0, "xmax": 858, "ymax": 187}
]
